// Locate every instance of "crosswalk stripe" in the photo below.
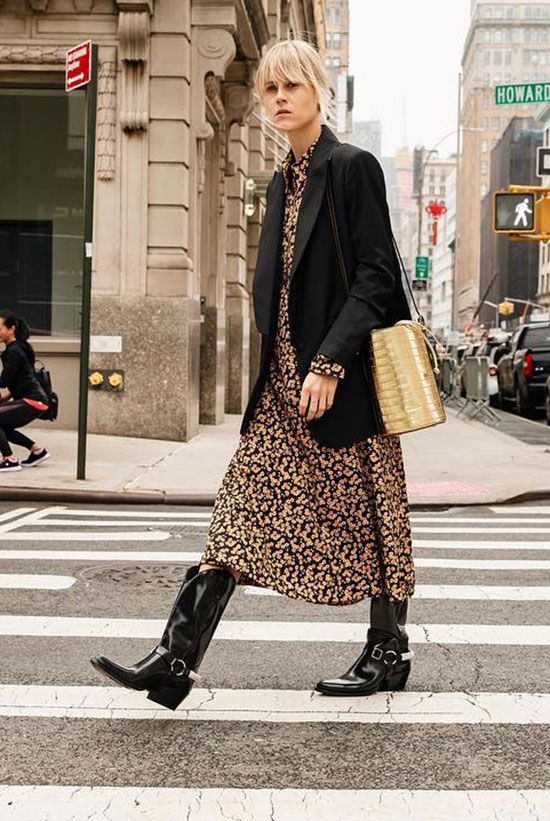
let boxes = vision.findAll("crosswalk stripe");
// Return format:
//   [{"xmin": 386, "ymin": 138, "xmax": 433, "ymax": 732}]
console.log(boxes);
[
  {"xmin": 0, "ymin": 550, "xmax": 203, "ymax": 562},
  {"xmin": 46, "ymin": 508, "xmax": 212, "ymax": 519},
  {"xmin": 244, "ymin": 584, "xmax": 550, "ymax": 600},
  {"xmin": 0, "ymin": 574, "xmax": 75, "ymax": 590},
  {"xmin": 0, "ymin": 531, "xmax": 171, "ymax": 542},
  {"xmin": 0, "ymin": 685, "xmax": 548, "ymax": 725},
  {"xmin": 489, "ymin": 506, "xmax": 550, "ymax": 515},
  {"xmin": 1, "ymin": 786, "xmax": 548, "ymax": 820},
  {"xmin": 413, "ymin": 516, "xmax": 550, "ymax": 524},
  {"xmin": 415, "ymin": 539, "xmax": 550, "ymax": 550},
  {"xmin": 0, "ymin": 616, "xmax": 548, "ymax": 644},
  {"xmin": 0, "ymin": 508, "xmax": 36, "ymax": 524},
  {"xmin": 32, "ymin": 519, "xmax": 211, "ymax": 529},
  {"xmin": 0, "ymin": 506, "xmax": 60, "ymax": 534},
  {"xmin": 413, "ymin": 527, "xmax": 550, "ymax": 535},
  {"xmin": 0, "ymin": 550, "xmax": 547, "ymax": 570},
  {"xmin": 414, "ymin": 557, "xmax": 550, "ymax": 569}
]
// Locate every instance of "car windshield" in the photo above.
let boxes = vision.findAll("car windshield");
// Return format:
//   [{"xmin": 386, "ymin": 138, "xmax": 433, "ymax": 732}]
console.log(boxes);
[{"xmin": 522, "ymin": 326, "xmax": 550, "ymax": 348}]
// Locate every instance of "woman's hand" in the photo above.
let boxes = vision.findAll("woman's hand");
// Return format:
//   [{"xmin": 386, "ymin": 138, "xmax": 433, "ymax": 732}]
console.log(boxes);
[{"xmin": 299, "ymin": 372, "xmax": 338, "ymax": 422}]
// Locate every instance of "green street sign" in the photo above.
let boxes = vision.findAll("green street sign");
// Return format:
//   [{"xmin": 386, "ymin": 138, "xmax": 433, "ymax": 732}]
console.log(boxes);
[
  {"xmin": 415, "ymin": 256, "xmax": 430, "ymax": 279},
  {"xmin": 495, "ymin": 83, "xmax": 550, "ymax": 106}
]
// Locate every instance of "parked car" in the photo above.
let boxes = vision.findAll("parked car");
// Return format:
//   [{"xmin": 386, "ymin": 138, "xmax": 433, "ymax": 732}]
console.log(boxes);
[
  {"xmin": 496, "ymin": 321, "xmax": 550, "ymax": 417},
  {"xmin": 476, "ymin": 333, "xmax": 510, "ymax": 406}
]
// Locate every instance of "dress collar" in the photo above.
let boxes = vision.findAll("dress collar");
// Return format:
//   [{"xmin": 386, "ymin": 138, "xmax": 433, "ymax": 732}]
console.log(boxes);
[{"xmin": 281, "ymin": 130, "xmax": 322, "ymax": 183}]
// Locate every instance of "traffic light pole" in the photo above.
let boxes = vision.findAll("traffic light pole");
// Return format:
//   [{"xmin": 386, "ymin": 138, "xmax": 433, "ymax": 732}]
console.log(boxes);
[{"xmin": 77, "ymin": 44, "xmax": 98, "ymax": 481}]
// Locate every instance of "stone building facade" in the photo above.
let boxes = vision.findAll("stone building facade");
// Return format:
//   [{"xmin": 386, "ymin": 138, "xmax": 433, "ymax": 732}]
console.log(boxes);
[{"xmin": 0, "ymin": 0, "xmax": 335, "ymax": 441}]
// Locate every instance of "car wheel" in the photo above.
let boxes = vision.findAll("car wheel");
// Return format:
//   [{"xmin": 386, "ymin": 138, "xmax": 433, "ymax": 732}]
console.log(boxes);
[{"xmin": 515, "ymin": 386, "xmax": 534, "ymax": 419}]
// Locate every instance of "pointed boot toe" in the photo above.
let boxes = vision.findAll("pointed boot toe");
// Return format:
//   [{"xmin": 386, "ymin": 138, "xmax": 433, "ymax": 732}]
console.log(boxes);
[{"xmin": 89, "ymin": 647, "xmax": 170, "ymax": 692}]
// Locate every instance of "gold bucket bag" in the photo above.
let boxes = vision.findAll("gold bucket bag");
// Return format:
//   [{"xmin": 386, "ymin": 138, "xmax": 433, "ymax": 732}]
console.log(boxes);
[{"xmin": 326, "ymin": 154, "xmax": 446, "ymax": 436}]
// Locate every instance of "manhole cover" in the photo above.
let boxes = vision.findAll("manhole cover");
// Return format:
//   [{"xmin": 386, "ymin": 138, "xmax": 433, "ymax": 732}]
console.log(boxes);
[{"xmin": 79, "ymin": 564, "xmax": 187, "ymax": 589}]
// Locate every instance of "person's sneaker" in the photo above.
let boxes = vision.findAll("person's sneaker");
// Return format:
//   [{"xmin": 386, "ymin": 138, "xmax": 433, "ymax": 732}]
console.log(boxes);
[
  {"xmin": 0, "ymin": 458, "xmax": 22, "ymax": 472},
  {"xmin": 21, "ymin": 448, "xmax": 51, "ymax": 467}
]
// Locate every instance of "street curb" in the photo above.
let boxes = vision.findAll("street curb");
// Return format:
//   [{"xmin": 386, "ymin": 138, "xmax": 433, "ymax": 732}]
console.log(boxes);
[{"xmin": 1, "ymin": 485, "xmax": 550, "ymax": 508}]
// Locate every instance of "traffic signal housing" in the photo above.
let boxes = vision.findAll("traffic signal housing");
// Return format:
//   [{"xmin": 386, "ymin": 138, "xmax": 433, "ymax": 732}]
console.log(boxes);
[
  {"xmin": 493, "ymin": 186, "xmax": 550, "ymax": 240},
  {"xmin": 493, "ymin": 192, "xmax": 536, "ymax": 233}
]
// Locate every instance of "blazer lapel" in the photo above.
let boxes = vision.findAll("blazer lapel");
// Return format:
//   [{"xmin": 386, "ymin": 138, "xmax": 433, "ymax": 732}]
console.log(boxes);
[
  {"xmin": 290, "ymin": 125, "xmax": 340, "ymax": 284},
  {"xmin": 252, "ymin": 170, "xmax": 285, "ymax": 336}
]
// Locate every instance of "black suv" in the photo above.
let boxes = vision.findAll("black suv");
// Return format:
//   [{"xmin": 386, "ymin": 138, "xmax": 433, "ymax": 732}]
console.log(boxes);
[{"xmin": 496, "ymin": 321, "xmax": 550, "ymax": 417}]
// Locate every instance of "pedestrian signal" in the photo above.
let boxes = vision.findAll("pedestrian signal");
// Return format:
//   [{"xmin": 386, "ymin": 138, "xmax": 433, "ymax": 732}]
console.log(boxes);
[{"xmin": 493, "ymin": 192, "xmax": 535, "ymax": 233}]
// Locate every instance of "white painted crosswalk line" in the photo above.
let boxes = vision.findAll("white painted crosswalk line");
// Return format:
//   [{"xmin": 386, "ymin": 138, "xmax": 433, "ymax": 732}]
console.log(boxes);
[
  {"xmin": 34, "ymin": 519, "xmax": 210, "ymax": 528},
  {"xmin": 244, "ymin": 584, "xmax": 550, "ymax": 601},
  {"xmin": 0, "ymin": 507, "xmax": 61, "ymax": 534},
  {"xmin": 414, "ymin": 557, "xmax": 550, "ymax": 570},
  {"xmin": 1, "ymin": 786, "xmax": 548, "ymax": 821},
  {"xmin": 0, "ymin": 531, "xmax": 171, "ymax": 542},
  {"xmin": 0, "ymin": 550, "xmax": 547, "ymax": 569},
  {"xmin": 1, "ymin": 685, "xmax": 549, "ymax": 725},
  {"xmin": 0, "ymin": 615, "xmax": 548, "ymax": 644},
  {"xmin": 413, "ymin": 526, "xmax": 550, "ymax": 534},
  {"xmin": 414, "ymin": 539, "xmax": 550, "ymax": 550},
  {"xmin": 0, "ymin": 550, "xmax": 203, "ymax": 562},
  {"xmin": 0, "ymin": 574, "xmax": 75, "ymax": 590},
  {"xmin": 413, "ymin": 516, "xmax": 550, "ymax": 524},
  {"xmin": 49, "ymin": 508, "xmax": 212, "ymax": 519},
  {"xmin": 489, "ymin": 505, "xmax": 550, "ymax": 515},
  {"xmin": 0, "ymin": 508, "xmax": 36, "ymax": 525}
]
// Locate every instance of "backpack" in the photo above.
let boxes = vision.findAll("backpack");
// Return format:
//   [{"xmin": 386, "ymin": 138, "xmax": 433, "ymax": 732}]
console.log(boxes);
[{"xmin": 34, "ymin": 360, "xmax": 59, "ymax": 421}]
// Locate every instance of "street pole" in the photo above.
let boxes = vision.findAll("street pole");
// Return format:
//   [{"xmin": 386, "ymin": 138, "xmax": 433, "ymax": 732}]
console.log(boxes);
[
  {"xmin": 77, "ymin": 43, "xmax": 98, "ymax": 481},
  {"xmin": 451, "ymin": 71, "xmax": 462, "ymax": 340}
]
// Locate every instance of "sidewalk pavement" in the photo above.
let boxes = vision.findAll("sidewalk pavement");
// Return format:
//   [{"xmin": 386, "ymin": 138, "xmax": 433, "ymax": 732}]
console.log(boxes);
[{"xmin": 0, "ymin": 407, "xmax": 548, "ymax": 507}]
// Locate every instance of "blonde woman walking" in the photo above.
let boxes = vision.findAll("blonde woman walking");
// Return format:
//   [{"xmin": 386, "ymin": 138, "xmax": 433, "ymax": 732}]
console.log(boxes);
[{"xmin": 91, "ymin": 39, "xmax": 415, "ymax": 709}]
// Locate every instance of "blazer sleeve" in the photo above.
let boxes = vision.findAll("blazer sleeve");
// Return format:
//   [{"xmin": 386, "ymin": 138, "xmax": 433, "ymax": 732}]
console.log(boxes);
[{"xmin": 314, "ymin": 150, "xmax": 396, "ymax": 371}]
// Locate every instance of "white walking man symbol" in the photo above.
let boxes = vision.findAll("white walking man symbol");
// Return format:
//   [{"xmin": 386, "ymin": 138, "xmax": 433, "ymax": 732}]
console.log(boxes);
[{"xmin": 514, "ymin": 197, "xmax": 533, "ymax": 228}]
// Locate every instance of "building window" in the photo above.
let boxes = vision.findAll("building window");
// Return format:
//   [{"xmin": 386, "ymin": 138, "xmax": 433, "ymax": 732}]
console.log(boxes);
[
  {"xmin": 485, "ymin": 50, "xmax": 491, "ymax": 66},
  {"xmin": 492, "ymin": 116, "xmax": 500, "ymax": 129},
  {"xmin": 482, "ymin": 117, "xmax": 489, "ymax": 129},
  {"xmin": 429, "ymin": 185, "xmax": 435, "ymax": 195},
  {"xmin": 481, "ymin": 160, "xmax": 488, "ymax": 175},
  {"xmin": 439, "ymin": 186, "xmax": 446, "ymax": 196},
  {"xmin": 493, "ymin": 50, "xmax": 503, "ymax": 65},
  {"xmin": 332, "ymin": 32, "xmax": 341, "ymax": 48},
  {"xmin": 505, "ymin": 51, "xmax": 512, "ymax": 65},
  {"xmin": 0, "ymin": 87, "xmax": 85, "ymax": 337},
  {"xmin": 481, "ymin": 182, "xmax": 488, "ymax": 196},
  {"xmin": 482, "ymin": 140, "xmax": 488, "ymax": 152},
  {"xmin": 332, "ymin": 56, "xmax": 341, "ymax": 67}
]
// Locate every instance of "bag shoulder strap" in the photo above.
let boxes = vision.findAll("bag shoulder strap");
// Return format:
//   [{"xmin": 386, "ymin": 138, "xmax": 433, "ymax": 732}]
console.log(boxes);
[{"xmin": 326, "ymin": 147, "xmax": 425, "ymax": 325}]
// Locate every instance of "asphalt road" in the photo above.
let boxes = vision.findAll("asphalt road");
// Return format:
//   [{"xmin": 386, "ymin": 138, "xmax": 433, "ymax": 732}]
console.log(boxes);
[{"xmin": 0, "ymin": 500, "xmax": 548, "ymax": 819}]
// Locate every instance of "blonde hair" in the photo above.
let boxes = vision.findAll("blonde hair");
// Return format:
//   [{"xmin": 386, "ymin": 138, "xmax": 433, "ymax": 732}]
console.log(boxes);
[{"xmin": 255, "ymin": 39, "xmax": 330, "ymax": 120}]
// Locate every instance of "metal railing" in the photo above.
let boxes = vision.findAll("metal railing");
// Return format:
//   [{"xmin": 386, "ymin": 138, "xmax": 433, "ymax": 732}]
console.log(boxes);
[{"xmin": 455, "ymin": 356, "xmax": 499, "ymax": 422}]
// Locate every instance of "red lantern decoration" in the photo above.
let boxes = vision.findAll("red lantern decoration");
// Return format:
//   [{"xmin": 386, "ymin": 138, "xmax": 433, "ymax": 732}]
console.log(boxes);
[{"xmin": 425, "ymin": 200, "xmax": 448, "ymax": 245}]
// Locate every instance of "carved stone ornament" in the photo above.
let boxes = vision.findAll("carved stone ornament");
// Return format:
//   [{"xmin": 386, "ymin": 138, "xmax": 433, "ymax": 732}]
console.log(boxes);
[
  {"xmin": 0, "ymin": 45, "xmax": 65, "ymax": 64},
  {"xmin": 116, "ymin": 2, "xmax": 152, "ymax": 132},
  {"xmin": 192, "ymin": 27, "xmax": 236, "ymax": 141},
  {"xmin": 97, "ymin": 55, "xmax": 117, "ymax": 180},
  {"xmin": 73, "ymin": 0, "xmax": 95, "ymax": 10},
  {"xmin": 27, "ymin": 0, "xmax": 50, "ymax": 10}
]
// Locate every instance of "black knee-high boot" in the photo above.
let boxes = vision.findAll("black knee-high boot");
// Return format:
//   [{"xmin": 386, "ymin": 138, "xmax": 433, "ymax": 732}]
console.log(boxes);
[
  {"xmin": 90, "ymin": 565, "xmax": 236, "ymax": 710},
  {"xmin": 314, "ymin": 595, "xmax": 413, "ymax": 697}
]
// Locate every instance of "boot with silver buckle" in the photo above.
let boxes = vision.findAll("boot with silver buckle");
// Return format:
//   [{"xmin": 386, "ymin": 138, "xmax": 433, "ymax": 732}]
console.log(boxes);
[
  {"xmin": 90, "ymin": 564, "xmax": 236, "ymax": 710},
  {"xmin": 314, "ymin": 636, "xmax": 413, "ymax": 696},
  {"xmin": 314, "ymin": 595, "xmax": 414, "ymax": 697}
]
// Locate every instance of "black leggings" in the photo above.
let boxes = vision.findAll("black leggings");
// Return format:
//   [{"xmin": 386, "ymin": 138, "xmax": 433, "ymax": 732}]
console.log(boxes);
[{"xmin": 0, "ymin": 400, "xmax": 43, "ymax": 457}]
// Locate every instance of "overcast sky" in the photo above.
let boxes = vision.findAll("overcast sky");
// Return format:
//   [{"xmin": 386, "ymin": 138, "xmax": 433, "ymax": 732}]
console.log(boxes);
[{"xmin": 349, "ymin": 0, "xmax": 472, "ymax": 157}]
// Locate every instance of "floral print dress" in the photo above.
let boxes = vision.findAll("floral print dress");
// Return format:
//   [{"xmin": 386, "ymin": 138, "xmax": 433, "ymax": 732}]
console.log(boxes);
[{"xmin": 200, "ymin": 135, "xmax": 415, "ymax": 605}]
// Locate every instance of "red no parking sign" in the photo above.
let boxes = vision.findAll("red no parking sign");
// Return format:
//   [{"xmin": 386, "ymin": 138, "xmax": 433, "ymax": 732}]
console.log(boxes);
[{"xmin": 65, "ymin": 40, "xmax": 92, "ymax": 92}]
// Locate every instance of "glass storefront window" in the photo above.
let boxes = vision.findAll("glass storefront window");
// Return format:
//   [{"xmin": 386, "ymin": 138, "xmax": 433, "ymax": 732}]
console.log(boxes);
[{"xmin": 0, "ymin": 87, "xmax": 85, "ymax": 337}]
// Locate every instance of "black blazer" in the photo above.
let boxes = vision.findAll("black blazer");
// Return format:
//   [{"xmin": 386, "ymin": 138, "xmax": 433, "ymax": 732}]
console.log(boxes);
[{"xmin": 241, "ymin": 124, "xmax": 413, "ymax": 448}]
